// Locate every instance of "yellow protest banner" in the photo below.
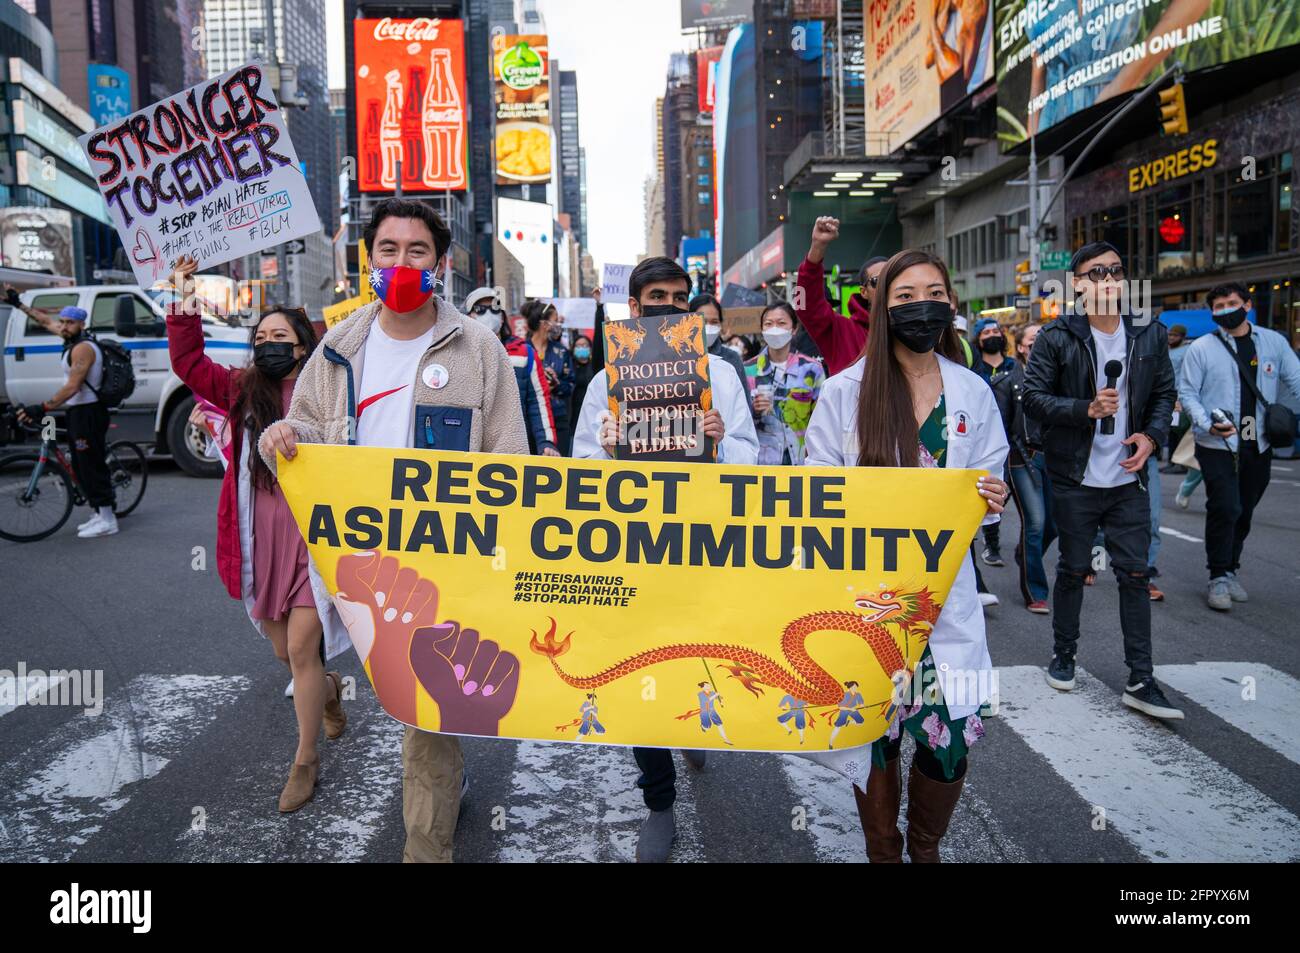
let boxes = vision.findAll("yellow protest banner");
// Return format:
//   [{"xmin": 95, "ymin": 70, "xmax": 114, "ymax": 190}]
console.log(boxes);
[
  {"xmin": 279, "ymin": 445, "xmax": 987, "ymax": 753},
  {"xmin": 323, "ymin": 294, "xmax": 368, "ymax": 328}
]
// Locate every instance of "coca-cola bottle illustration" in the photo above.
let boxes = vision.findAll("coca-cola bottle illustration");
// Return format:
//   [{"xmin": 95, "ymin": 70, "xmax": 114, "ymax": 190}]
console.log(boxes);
[
  {"xmin": 380, "ymin": 69, "xmax": 403, "ymax": 189},
  {"xmin": 362, "ymin": 99, "xmax": 382, "ymax": 188},
  {"xmin": 402, "ymin": 66, "xmax": 425, "ymax": 189},
  {"xmin": 422, "ymin": 48, "xmax": 464, "ymax": 187}
]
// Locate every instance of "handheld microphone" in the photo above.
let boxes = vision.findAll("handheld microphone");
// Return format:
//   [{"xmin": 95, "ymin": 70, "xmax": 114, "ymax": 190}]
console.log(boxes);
[{"xmin": 1100, "ymin": 359, "xmax": 1123, "ymax": 435}]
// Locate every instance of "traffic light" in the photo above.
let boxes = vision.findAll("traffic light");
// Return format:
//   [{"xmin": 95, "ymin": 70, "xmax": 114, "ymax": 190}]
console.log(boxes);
[
  {"xmin": 1158, "ymin": 82, "xmax": 1188, "ymax": 137},
  {"xmin": 1016, "ymin": 259, "xmax": 1030, "ymax": 296}
]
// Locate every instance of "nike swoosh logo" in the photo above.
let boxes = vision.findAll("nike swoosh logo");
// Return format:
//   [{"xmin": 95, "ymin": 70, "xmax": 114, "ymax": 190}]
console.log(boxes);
[{"xmin": 357, "ymin": 385, "xmax": 408, "ymax": 417}]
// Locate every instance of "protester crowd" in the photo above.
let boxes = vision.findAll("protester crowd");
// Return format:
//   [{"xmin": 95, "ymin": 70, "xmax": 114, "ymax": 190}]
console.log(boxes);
[{"xmin": 135, "ymin": 196, "xmax": 1300, "ymax": 865}]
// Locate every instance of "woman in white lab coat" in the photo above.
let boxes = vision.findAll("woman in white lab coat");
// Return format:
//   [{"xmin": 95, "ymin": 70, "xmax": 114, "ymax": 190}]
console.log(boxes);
[{"xmin": 804, "ymin": 249, "xmax": 1009, "ymax": 863}]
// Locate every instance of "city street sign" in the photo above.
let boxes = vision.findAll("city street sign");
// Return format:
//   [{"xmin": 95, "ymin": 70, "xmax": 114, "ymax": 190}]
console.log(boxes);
[
  {"xmin": 1014, "ymin": 295, "xmax": 1031, "ymax": 309},
  {"xmin": 284, "ymin": 240, "xmax": 306, "ymax": 255},
  {"xmin": 1041, "ymin": 251, "xmax": 1072, "ymax": 269}
]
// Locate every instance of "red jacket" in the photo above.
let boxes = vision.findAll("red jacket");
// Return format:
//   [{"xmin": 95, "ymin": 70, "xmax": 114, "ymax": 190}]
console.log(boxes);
[
  {"xmin": 795, "ymin": 256, "xmax": 871, "ymax": 376},
  {"xmin": 166, "ymin": 307, "xmax": 247, "ymax": 599}
]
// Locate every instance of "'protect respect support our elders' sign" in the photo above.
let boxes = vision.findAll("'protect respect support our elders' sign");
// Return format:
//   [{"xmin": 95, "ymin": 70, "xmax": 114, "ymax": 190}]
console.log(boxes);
[{"xmin": 79, "ymin": 63, "xmax": 322, "ymax": 288}]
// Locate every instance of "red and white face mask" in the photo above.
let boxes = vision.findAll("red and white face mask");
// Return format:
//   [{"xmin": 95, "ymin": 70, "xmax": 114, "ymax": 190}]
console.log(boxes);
[{"xmin": 370, "ymin": 266, "xmax": 439, "ymax": 313}]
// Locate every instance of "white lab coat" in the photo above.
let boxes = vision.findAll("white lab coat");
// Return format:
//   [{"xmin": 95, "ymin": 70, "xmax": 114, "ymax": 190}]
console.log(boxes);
[
  {"xmin": 571, "ymin": 354, "xmax": 759, "ymax": 464},
  {"xmin": 803, "ymin": 354, "xmax": 1008, "ymax": 721}
]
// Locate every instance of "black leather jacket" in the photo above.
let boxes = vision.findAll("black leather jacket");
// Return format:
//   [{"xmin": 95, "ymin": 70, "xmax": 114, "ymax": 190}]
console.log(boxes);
[
  {"xmin": 992, "ymin": 360, "xmax": 1041, "ymax": 463},
  {"xmin": 1021, "ymin": 312, "xmax": 1176, "ymax": 488}
]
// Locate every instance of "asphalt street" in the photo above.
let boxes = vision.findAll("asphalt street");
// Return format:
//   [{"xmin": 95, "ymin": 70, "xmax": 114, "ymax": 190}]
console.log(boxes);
[{"xmin": 2, "ymin": 458, "xmax": 1299, "ymax": 863}]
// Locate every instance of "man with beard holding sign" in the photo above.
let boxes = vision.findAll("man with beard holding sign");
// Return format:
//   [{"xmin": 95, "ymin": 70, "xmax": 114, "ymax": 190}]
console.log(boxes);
[{"xmin": 572, "ymin": 256, "xmax": 757, "ymax": 862}]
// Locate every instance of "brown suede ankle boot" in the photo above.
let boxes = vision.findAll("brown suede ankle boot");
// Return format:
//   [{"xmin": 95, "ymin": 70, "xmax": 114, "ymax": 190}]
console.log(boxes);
[
  {"xmin": 852, "ymin": 756, "xmax": 903, "ymax": 863},
  {"xmin": 323, "ymin": 671, "xmax": 347, "ymax": 740},
  {"xmin": 905, "ymin": 763, "xmax": 965, "ymax": 863}
]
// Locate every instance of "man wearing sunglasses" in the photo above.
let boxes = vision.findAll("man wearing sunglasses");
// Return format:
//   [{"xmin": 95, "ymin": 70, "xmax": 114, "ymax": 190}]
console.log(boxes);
[{"xmin": 1022, "ymin": 241, "xmax": 1181, "ymax": 721}]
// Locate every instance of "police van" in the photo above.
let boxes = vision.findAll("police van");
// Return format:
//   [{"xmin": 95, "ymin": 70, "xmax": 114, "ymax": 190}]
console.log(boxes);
[{"xmin": 1, "ymin": 284, "xmax": 251, "ymax": 477}]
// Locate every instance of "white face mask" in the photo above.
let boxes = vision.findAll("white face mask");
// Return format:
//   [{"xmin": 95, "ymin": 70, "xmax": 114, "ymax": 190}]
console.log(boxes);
[
  {"xmin": 762, "ymin": 327, "xmax": 793, "ymax": 350},
  {"xmin": 704, "ymin": 324, "xmax": 722, "ymax": 345},
  {"xmin": 476, "ymin": 309, "xmax": 503, "ymax": 334},
  {"xmin": 727, "ymin": 343, "xmax": 745, "ymax": 357}
]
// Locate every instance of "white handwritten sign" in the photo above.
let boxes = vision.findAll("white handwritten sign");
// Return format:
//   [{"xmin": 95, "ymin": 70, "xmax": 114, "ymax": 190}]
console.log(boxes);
[
  {"xmin": 600, "ymin": 262, "xmax": 635, "ymax": 301},
  {"xmin": 78, "ymin": 62, "xmax": 321, "ymax": 288}
]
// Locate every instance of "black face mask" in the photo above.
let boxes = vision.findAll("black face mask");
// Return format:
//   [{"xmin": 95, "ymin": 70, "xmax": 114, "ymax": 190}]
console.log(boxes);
[
  {"xmin": 1211, "ymin": 307, "xmax": 1247, "ymax": 331},
  {"xmin": 640, "ymin": 304, "xmax": 689, "ymax": 318},
  {"xmin": 254, "ymin": 342, "xmax": 300, "ymax": 380},
  {"xmin": 980, "ymin": 335, "xmax": 1006, "ymax": 355},
  {"xmin": 888, "ymin": 300, "xmax": 953, "ymax": 354}
]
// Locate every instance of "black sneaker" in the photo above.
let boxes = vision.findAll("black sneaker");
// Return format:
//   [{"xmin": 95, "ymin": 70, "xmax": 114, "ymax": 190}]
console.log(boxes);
[
  {"xmin": 1122, "ymin": 676, "xmax": 1184, "ymax": 721},
  {"xmin": 981, "ymin": 547, "xmax": 1006, "ymax": 567},
  {"xmin": 1045, "ymin": 654, "xmax": 1076, "ymax": 691}
]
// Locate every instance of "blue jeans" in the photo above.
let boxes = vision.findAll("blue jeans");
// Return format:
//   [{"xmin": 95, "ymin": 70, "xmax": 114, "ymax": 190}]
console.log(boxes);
[{"xmin": 1011, "ymin": 453, "xmax": 1055, "ymax": 603}]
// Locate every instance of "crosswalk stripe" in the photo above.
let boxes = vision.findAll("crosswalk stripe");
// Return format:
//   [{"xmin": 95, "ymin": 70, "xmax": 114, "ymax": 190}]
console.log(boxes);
[
  {"xmin": 0, "ymin": 675, "xmax": 247, "ymax": 863},
  {"xmin": 1155, "ymin": 662, "xmax": 1300, "ymax": 767},
  {"xmin": 497, "ymin": 742, "xmax": 704, "ymax": 862},
  {"xmin": 175, "ymin": 701, "xmax": 405, "ymax": 862},
  {"xmin": 0, "ymin": 674, "xmax": 70, "ymax": 719},
  {"xmin": 996, "ymin": 665, "xmax": 1300, "ymax": 862},
  {"xmin": 1159, "ymin": 526, "xmax": 1203, "ymax": 542}
]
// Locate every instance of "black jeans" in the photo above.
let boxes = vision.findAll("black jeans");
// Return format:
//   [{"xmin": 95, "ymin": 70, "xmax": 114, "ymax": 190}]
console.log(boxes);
[
  {"xmin": 66, "ymin": 402, "xmax": 114, "ymax": 509},
  {"xmin": 634, "ymin": 747, "xmax": 675, "ymax": 811},
  {"xmin": 1050, "ymin": 479, "xmax": 1152, "ymax": 679},
  {"xmin": 1195, "ymin": 442, "xmax": 1273, "ymax": 579}
]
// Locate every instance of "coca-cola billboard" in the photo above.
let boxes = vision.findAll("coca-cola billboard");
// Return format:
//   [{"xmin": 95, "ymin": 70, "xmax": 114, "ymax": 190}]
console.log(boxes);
[{"xmin": 354, "ymin": 18, "xmax": 468, "ymax": 192}]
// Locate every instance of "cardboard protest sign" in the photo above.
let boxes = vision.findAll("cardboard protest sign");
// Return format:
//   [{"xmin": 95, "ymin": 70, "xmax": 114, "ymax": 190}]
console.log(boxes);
[
  {"xmin": 279, "ymin": 445, "xmax": 989, "ymax": 753},
  {"xmin": 604, "ymin": 312, "xmax": 714, "ymax": 462},
  {"xmin": 79, "ymin": 63, "xmax": 321, "ymax": 288}
]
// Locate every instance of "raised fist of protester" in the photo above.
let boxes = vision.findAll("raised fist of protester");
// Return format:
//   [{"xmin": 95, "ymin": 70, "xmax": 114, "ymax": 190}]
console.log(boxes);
[
  {"xmin": 333, "ymin": 551, "xmax": 440, "ymax": 725},
  {"xmin": 702, "ymin": 408, "xmax": 726, "ymax": 443},
  {"xmin": 1087, "ymin": 387, "xmax": 1120, "ymax": 420},
  {"xmin": 409, "ymin": 620, "xmax": 521, "ymax": 737},
  {"xmin": 811, "ymin": 216, "xmax": 840, "ymax": 247}
]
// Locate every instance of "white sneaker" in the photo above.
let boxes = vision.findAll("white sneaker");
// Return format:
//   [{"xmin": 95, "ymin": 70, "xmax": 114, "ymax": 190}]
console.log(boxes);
[
  {"xmin": 979, "ymin": 592, "xmax": 1000, "ymax": 607},
  {"xmin": 76, "ymin": 512, "xmax": 101, "ymax": 531},
  {"xmin": 78, "ymin": 514, "xmax": 118, "ymax": 538},
  {"xmin": 284, "ymin": 678, "xmax": 295, "ymax": 698},
  {"xmin": 1175, "ymin": 492, "xmax": 1190, "ymax": 509}
]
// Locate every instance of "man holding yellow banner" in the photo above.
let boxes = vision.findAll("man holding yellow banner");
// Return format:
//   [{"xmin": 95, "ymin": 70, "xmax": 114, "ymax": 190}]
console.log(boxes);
[{"xmin": 260, "ymin": 198, "xmax": 531, "ymax": 863}]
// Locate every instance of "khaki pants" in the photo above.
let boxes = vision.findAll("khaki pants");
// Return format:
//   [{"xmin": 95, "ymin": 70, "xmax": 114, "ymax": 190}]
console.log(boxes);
[{"xmin": 401, "ymin": 727, "xmax": 463, "ymax": 863}]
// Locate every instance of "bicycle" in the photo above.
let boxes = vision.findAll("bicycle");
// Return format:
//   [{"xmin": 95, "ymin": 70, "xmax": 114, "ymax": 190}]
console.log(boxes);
[{"xmin": 0, "ymin": 415, "xmax": 148, "ymax": 542}]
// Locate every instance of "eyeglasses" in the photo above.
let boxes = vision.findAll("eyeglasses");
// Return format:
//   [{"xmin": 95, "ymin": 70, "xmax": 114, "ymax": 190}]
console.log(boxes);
[
  {"xmin": 865, "ymin": 275, "xmax": 879, "ymax": 289},
  {"xmin": 470, "ymin": 303, "xmax": 493, "ymax": 315},
  {"xmin": 1080, "ymin": 265, "xmax": 1126, "ymax": 282}
]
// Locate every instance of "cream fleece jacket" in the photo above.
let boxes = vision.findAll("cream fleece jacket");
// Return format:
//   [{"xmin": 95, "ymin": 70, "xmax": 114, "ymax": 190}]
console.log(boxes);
[{"xmin": 260, "ymin": 296, "xmax": 529, "ymax": 474}]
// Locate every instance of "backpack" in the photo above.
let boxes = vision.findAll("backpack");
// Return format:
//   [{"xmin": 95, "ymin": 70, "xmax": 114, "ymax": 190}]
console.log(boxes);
[{"xmin": 83, "ymin": 333, "xmax": 136, "ymax": 407}]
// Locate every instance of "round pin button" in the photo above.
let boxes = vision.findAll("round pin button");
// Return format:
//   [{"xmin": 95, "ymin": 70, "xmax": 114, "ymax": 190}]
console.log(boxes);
[{"xmin": 423, "ymin": 363, "xmax": 449, "ymax": 390}]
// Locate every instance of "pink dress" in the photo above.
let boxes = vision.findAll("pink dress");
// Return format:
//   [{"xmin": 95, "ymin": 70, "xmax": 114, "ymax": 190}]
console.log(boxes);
[{"xmin": 250, "ymin": 378, "xmax": 315, "ymax": 622}]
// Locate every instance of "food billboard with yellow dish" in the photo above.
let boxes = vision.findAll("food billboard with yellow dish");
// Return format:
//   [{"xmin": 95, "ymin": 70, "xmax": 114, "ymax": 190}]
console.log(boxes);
[{"xmin": 493, "ymin": 33, "xmax": 552, "ymax": 184}]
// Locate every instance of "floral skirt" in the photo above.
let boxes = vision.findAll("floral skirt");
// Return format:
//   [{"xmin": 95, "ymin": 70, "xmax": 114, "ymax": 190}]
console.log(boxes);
[{"xmin": 871, "ymin": 647, "xmax": 986, "ymax": 781}]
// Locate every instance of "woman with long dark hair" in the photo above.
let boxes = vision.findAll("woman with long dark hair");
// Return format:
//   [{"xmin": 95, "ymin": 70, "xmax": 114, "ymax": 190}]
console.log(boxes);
[
  {"xmin": 167, "ymin": 254, "xmax": 349, "ymax": 814},
  {"xmin": 804, "ymin": 249, "xmax": 1009, "ymax": 863}
]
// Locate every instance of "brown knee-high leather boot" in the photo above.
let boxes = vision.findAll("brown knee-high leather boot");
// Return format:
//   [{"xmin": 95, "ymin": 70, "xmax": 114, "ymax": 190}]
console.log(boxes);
[
  {"xmin": 852, "ymin": 756, "xmax": 903, "ymax": 862},
  {"xmin": 905, "ymin": 762, "xmax": 965, "ymax": 863}
]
